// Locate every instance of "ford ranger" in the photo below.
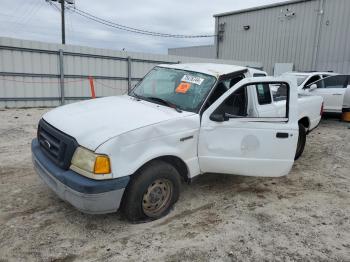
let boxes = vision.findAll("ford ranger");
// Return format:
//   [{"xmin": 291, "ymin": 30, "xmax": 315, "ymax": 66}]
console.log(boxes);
[{"xmin": 31, "ymin": 63, "xmax": 323, "ymax": 221}]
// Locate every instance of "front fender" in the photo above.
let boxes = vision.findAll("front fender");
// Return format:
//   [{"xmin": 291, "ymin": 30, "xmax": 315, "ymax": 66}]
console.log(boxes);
[{"xmin": 96, "ymin": 115, "xmax": 201, "ymax": 179}]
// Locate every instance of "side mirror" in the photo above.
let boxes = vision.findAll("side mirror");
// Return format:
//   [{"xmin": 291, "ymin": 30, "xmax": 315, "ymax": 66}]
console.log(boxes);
[
  {"xmin": 309, "ymin": 84, "xmax": 317, "ymax": 91},
  {"xmin": 209, "ymin": 113, "xmax": 229, "ymax": 122}
]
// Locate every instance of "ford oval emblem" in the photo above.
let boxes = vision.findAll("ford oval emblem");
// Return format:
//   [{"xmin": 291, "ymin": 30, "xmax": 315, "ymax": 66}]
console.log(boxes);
[{"xmin": 44, "ymin": 140, "xmax": 51, "ymax": 149}]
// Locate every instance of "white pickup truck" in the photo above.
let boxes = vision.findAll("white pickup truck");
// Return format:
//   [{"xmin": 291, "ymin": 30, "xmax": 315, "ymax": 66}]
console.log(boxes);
[{"xmin": 31, "ymin": 63, "xmax": 323, "ymax": 221}]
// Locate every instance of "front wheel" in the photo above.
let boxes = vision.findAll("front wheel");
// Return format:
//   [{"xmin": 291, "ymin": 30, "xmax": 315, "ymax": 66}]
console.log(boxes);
[
  {"xmin": 295, "ymin": 123, "xmax": 306, "ymax": 160},
  {"xmin": 121, "ymin": 160, "xmax": 181, "ymax": 222}
]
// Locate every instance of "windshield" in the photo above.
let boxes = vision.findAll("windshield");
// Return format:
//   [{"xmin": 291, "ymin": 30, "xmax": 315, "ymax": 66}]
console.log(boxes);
[
  {"xmin": 130, "ymin": 67, "xmax": 217, "ymax": 112},
  {"xmin": 283, "ymin": 73, "xmax": 308, "ymax": 86}
]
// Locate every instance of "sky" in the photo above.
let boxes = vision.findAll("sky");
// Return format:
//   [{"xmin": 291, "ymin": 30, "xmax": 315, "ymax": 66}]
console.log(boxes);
[{"xmin": 0, "ymin": 0, "xmax": 285, "ymax": 54}]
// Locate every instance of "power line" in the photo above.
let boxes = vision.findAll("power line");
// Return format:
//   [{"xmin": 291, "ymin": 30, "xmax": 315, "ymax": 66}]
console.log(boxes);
[
  {"xmin": 15, "ymin": 0, "xmax": 42, "ymax": 27},
  {"xmin": 67, "ymin": 6, "xmax": 216, "ymax": 38},
  {"xmin": 20, "ymin": 0, "xmax": 45, "ymax": 28},
  {"xmin": 48, "ymin": 1, "xmax": 61, "ymax": 12},
  {"xmin": 46, "ymin": 0, "xmax": 75, "ymax": 44}
]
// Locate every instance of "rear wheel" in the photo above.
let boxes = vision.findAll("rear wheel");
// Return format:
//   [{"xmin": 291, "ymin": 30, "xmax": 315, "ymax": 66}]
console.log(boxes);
[
  {"xmin": 295, "ymin": 123, "xmax": 306, "ymax": 160},
  {"xmin": 122, "ymin": 160, "xmax": 181, "ymax": 222}
]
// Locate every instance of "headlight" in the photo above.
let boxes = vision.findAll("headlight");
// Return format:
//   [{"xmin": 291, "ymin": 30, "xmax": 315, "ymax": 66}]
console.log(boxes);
[{"xmin": 70, "ymin": 147, "xmax": 111, "ymax": 179}]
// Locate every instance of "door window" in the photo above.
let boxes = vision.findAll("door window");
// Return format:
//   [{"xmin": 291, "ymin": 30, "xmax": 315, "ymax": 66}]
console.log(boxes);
[
  {"xmin": 212, "ymin": 86, "xmax": 248, "ymax": 117},
  {"xmin": 271, "ymin": 83, "xmax": 288, "ymax": 102},
  {"xmin": 203, "ymin": 74, "xmax": 246, "ymax": 111},
  {"xmin": 211, "ymin": 82, "xmax": 289, "ymax": 120},
  {"xmin": 304, "ymin": 75, "xmax": 321, "ymax": 88},
  {"xmin": 220, "ymin": 74, "xmax": 245, "ymax": 90},
  {"xmin": 316, "ymin": 75, "xmax": 348, "ymax": 89}
]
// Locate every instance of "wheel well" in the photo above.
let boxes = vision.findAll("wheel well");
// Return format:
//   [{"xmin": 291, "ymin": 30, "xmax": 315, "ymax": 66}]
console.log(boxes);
[
  {"xmin": 299, "ymin": 117, "xmax": 310, "ymax": 129},
  {"xmin": 135, "ymin": 156, "xmax": 189, "ymax": 182}
]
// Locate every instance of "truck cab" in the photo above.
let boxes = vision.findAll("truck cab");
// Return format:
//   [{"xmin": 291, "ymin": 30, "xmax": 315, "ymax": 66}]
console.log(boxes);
[{"xmin": 32, "ymin": 63, "xmax": 320, "ymax": 222}]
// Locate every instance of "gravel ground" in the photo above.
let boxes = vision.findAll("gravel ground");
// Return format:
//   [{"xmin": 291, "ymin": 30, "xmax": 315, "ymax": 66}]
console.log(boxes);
[{"xmin": 0, "ymin": 108, "xmax": 349, "ymax": 262}]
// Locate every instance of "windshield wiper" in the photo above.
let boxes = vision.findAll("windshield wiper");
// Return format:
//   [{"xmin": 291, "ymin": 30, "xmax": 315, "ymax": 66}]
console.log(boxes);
[{"xmin": 146, "ymin": 96, "xmax": 182, "ymax": 113}]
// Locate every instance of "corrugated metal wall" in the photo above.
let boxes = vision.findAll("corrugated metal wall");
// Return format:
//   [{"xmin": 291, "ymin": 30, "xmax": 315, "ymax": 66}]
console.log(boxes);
[
  {"xmin": 0, "ymin": 37, "xmax": 262, "ymax": 108},
  {"xmin": 216, "ymin": 0, "xmax": 319, "ymax": 74},
  {"xmin": 315, "ymin": 0, "xmax": 350, "ymax": 73},
  {"xmin": 168, "ymin": 45, "xmax": 216, "ymax": 59},
  {"xmin": 215, "ymin": 0, "xmax": 350, "ymax": 75}
]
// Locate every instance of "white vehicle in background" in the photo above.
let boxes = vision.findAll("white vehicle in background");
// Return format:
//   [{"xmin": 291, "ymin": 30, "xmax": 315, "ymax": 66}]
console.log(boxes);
[
  {"xmin": 31, "ymin": 63, "xmax": 323, "ymax": 222},
  {"xmin": 282, "ymin": 72, "xmax": 337, "ymax": 90},
  {"xmin": 283, "ymin": 72, "xmax": 350, "ymax": 113}
]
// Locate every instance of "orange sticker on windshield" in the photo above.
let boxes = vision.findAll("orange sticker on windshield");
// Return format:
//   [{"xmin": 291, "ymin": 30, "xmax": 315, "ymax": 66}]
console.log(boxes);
[{"xmin": 175, "ymin": 82, "xmax": 191, "ymax": 93}]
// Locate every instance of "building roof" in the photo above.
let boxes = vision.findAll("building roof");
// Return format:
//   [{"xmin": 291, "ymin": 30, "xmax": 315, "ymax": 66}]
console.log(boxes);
[
  {"xmin": 157, "ymin": 63, "xmax": 249, "ymax": 77},
  {"xmin": 213, "ymin": 0, "xmax": 314, "ymax": 17},
  {"xmin": 168, "ymin": 45, "xmax": 214, "ymax": 51}
]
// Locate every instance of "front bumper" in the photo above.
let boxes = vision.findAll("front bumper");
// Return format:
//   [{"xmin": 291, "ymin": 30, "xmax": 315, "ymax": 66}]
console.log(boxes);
[{"xmin": 31, "ymin": 139, "xmax": 130, "ymax": 214}]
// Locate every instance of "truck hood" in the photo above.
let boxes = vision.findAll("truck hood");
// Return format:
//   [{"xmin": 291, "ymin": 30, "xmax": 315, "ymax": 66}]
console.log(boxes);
[{"xmin": 43, "ymin": 95, "xmax": 195, "ymax": 150}]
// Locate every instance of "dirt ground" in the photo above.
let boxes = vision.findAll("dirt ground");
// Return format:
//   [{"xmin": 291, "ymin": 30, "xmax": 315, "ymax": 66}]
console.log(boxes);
[{"xmin": 0, "ymin": 108, "xmax": 349, "ymax": 262}]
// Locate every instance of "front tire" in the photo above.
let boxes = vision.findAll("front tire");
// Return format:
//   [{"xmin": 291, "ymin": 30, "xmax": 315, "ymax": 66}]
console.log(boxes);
[
  {"xmin": 122, "ymin": 160, "xmax": 181, "ymax": 222},
  {"xmin": 295, "ymin": 123, "xmax": 306, "ymax": 160}
]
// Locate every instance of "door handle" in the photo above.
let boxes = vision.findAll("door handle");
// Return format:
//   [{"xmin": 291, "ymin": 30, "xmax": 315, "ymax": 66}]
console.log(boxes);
[
  {"xmin": 332, "ymin": 94, "xmax": 343, "ymax": 96},
  {"xmin": 276, "ymin": 132, "xmax": 289, "ymax": 138}
]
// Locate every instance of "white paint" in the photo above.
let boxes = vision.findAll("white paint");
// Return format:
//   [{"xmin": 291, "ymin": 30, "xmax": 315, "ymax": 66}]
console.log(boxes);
[
  {"xmin": 43, "ymin": 95, "xmax": 196, "ymax": 151},
  {"xmin": 42, "ymin": 65, "xmax": 322, "ymax": 181},
  {"xmin": 198, "ymin": 77, "xmax": 299, "ymax": 177},
  {"xmin": 283, "ymin": 72, "xmax": 350, "ymax": 113}
]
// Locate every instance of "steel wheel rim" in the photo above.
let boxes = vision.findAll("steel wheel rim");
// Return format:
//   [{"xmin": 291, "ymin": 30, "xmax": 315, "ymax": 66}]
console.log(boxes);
[{"xmin": 142, "ymin": 178, "xmax": 173, "ymax": 217}]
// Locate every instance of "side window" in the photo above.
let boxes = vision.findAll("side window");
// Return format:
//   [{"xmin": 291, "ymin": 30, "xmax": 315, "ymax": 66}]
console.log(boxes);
[
  {"xmin": 211, "ymin": 82, "xmax": 289, "ymax": 120},
  {"xmin": 204, "ymin": 74, "xmax": 246, "ymax": 111},
  {"xmin": 304, "ymin": 75, "xmax": 321, "ymax": 88},
  {"xmin": 228, "ymin": 75, "xmax": 245, "ymax": 88},
  {"xmin": 212, "ymin": 86, "xmax": 248, "ymax": 117},
  {"xmin": 207, "ymin": 82, "xmax": 228, "ymax": 106},
  {"xmin": 271, "ymin": 83, "xmax": 288, "ymax": 102},
  {"xmin": 220, "ymin": 74, "xmax": 245, "ymax": 89},
  {"xmin": 255, "ymin": 84, "xmax": 272, "ymax": 105},
  {"xmin": 322, "ymin": 75, "xmax": 348, "ymax": 89}
]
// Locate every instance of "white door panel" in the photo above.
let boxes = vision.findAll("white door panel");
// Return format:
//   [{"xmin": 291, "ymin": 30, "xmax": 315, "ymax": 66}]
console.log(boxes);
[
  {"xmin": 310, "ymin": 75, "xmax": 349, "ymax": 112},
  {"xmin": 198, "ymin": 77, "xmax": 298, "ymax": 178},
  {"xmin": 311, "ymin": 88, "xmax": 345, "ymax": 112},
  {"xmin": 199, "ymin": 121, "xmax": 298, "ymax": 177}
]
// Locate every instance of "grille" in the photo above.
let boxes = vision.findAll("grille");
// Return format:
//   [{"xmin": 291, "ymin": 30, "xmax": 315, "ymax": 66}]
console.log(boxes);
[{"xmin": 37, "ymin": 119, "xmax": 78, "ymax": 170}]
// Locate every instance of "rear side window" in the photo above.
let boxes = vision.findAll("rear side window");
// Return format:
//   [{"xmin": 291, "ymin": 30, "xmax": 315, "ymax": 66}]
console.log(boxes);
[
  {"xmin": 319, "ymin": 75, "xmax": 348, "ymax": 89},
  {"xmin": 255, "ymin": 84, "xmax": 272, "ymax": 105}
]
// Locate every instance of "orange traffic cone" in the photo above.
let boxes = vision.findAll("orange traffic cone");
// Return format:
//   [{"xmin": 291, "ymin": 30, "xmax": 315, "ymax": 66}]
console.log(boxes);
[{"xmin": 342, "ymin": 108, "xmax": 350, "ymax": 122}]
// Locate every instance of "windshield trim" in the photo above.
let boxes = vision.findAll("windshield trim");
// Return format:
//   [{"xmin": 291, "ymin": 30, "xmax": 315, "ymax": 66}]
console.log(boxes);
[{"xmin": 129, "ymin": 66, "xmax": 218, "ymax": 113}]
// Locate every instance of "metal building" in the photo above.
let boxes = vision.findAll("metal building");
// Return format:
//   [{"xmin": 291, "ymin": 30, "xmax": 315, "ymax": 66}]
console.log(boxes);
[
  {"xmin": 214, "ymin": 0, "xmax": 350, "ymax": 74},
  {"xmin": 168, "ymin": 45, "xmax": 215, "ymax": 59}
]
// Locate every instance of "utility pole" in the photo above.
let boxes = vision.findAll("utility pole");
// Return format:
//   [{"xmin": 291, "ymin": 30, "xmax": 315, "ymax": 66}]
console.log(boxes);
[
  {"xmin": 61, "ymin": 0, "xmax": 66, "ymax": 44},
  {"xmin": 47, "ymin": 0, "xmax": 74, "ymax": 44}
]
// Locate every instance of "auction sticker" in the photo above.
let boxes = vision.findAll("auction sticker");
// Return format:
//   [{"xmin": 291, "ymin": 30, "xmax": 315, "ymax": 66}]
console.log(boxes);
[
  {"xmin": 175, "ymin": 82, "xmax": 191, "ymax": 93},
  {"xmin": 181, "ymin": 75, "xmax": 204, "ymax": 85}
]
